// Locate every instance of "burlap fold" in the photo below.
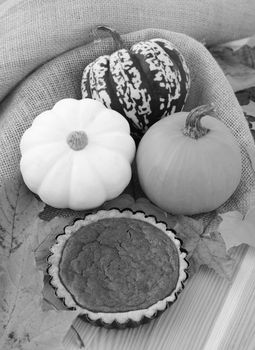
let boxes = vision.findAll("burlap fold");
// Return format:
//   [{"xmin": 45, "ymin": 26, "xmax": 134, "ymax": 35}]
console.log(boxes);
[{"xmin": 1, "ymin": 0, "xmax": 255, "ymax": 103}]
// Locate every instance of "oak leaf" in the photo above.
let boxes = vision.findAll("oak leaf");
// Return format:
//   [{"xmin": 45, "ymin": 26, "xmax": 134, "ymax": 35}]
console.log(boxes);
[{"xmin": 174, "ymin": 216, "xmax": 235, "ymax": 279}]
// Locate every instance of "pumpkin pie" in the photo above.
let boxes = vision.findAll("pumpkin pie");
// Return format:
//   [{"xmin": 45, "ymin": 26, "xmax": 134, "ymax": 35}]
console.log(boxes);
[{"xmin": 48, "ymin": 209, "xmax": 188, "ymax": 328}]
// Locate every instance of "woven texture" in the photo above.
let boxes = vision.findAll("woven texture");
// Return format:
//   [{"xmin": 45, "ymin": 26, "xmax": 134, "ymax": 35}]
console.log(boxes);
[
  {"xmin": 1, "ymin": 0, "xmax": 255, "ymax": 102},
  {"xmin": 0, "ymin": 28, "xmax": 255, "ymax": 216}
]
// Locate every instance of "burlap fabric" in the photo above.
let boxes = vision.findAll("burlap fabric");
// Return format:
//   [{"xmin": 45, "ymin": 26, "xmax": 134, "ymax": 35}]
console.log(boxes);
[
  {"xmin": 0, "ymin": 26, "xmax": 255, "ymax": 217},
  {"xmin": 1, "ymin": 0, "xmax": 255, "ymax": 102}
]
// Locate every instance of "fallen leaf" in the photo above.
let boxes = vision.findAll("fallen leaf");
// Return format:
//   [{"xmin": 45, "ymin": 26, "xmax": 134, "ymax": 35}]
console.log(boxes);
[
  {"xmin": 0, "ymin": 174, "xmax": 83, "ymax": 348},
  {"xmin": 215, "ymin": 38, "xmax": 250, "ymax": 51},
  {"xmin": 133, "ymin": 197, "xmax": 177, "ymax": 228},
  {"xmin": 209, "ymin": 46, "xmax": 255, "ymax": 92},
  {"xmin": 191, "ymin": 231, "xmax": 235, "ymax": 280},
  {"xmin": 235, "ymin": 45, "xmax": 255, "ymax": 69},
  {"xmin": 0, "ymin": 237, "xmax": 41, "ymax": 340},
  {"xmin": 31, "ymin": 216, "xmax": 81, "ymax": 272},
  {"xmin": 174, "ymin": 216, "xmax": 235, "ymax": 279},
  {"xmin": 103, "ymin": 195, "xmax": 177, "ymax": 227},
  {"xmin": 41, "ymin": 275, "xmax": 68, "ymax": 311},
  {"xmin": 3, "ymin": 307, "xmax": 80, "ymax": 350},
  {"xmin": 0, "ymin": 237, "xmax": 80, "ymax": 350},
  {"xmin": 235, "ymin": 89, "xmax": 254, "ymax": 105},
  {"xmin": 102, "ymin": 193, "xmax": 136, "ymax": 211},
  {"xmin": 0, "ymin": 193, "xmax": 45, "ymax": 339},
  {"xmin": 174, "ymin": 216, "xmax": 203, "ymax": 254},
  {"xmin": 29, "ymin": 214, "xmax": 88, "ymax": 312},
  {"xmin": 245, "ymin": 144, "xmax": 255, "ymax": 174},
  {"xmin": 0, "ymin": 176, "xmax": 45, "ymax": 258},
  {"xmin": 218, "ymin": 207, "xmax": 255, "ymax": 251},
  {"xmin": 242, "ymin": 100, "xmax": 255, "ymax": 118},
  {"xmin": 222, "ymin": 62, "xmax": 255, "ymax": 92},
  {"xmin": 18, "ymin": 310, "xmax": 80, "ymax": 350},
  {"xmin": 246, "ymin": 35, "xmax": 255, "ymax": 47},
  {"xmin": 249, "ymin": 120, "xmax": 255, "ymax": 130}
]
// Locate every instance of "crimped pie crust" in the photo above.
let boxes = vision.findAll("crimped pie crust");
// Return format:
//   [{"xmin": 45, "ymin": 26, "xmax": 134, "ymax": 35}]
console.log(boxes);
[{"xmin": 48, "ymin": 209, "xmax": 188, "ymax": 325}]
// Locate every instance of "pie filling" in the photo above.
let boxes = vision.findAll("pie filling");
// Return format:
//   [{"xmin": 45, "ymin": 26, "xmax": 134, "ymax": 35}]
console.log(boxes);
[{"xmin": 58, "ymin": 217, "xmax": 180, "ymax": 313}]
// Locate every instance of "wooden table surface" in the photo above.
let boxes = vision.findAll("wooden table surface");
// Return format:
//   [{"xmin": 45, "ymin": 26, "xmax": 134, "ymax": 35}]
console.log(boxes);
[{"xmin": 62, "ymin": 245, "xmax": 255, "ymax": 349}]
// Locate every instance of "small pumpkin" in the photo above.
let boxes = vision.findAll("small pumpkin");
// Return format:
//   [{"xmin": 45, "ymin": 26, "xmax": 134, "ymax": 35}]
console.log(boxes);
[
  {"xmin": 81, "ymin": 25, "xmax": 190, "ymax": 140},
  {"xmin": 20, "ymin": 98, "xmax": 136, "ymax": 210},
  {"xmin": 136, "ymin": 104, "xmax": 242, "ymax": 215}
]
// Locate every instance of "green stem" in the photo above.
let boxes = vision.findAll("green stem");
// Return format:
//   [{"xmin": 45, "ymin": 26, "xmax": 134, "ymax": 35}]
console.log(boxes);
[
  {"xmin": 91, "ymin": 25, "xmax": 124, "ymax": 50},
  {"xmin": 67, "ymin": 130, "xmax": 88, "ymax": 151},
  {"xmin": 182, "ymin": 103, "xmax": 215, "ymax": 139}
]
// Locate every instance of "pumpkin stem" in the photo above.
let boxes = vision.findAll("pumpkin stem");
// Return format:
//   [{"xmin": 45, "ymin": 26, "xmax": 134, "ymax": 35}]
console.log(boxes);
[
  {"xmin": 92, "ymin": 25, "xmax": 124, "ymax": 50},
  {"xmin": 67, "ymin": 130, "xmax": 88, "ymax": 151},
  {"xmin": 182, "ymin": 103, "xmax": 215, "ymax": 139}
]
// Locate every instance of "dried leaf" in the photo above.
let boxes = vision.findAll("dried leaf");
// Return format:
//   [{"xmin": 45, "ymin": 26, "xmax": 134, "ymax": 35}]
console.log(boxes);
[
  {"xmin": 31, "ymin": 216, "xmax": 80, "ymax": 272},
  {"xmin": 0, "ymin": 236, "xmax": 79, "ymax": 350},
  {"xmin": 174, "ymin": 216, "xmax": 235, "ymax": 279},
  {"xmin": 41, "ymin": 275, "xmax": 68, "ymax": 311},
  {"xmin": 209, "ymin": 46, "xmax": 255, "ymax": 92},
  {"xmin": 174, "ymin": 216, "xmax": 204, "ymax": 254},
  {"xmin": 103, "ymin": 194, "xmax": 177, "ymax": 227},
  {"xmin": 246, "ymin": 35, "xmax": 255, "ymax": 47},
  {"xmin": 17, "ymin": 310, "xmax": 80, "ymax": 350},
  {"xmin": 242, "ymin": 100, "xmax": 255, "ymax": 118},
  {"xmin": 0, "ymin": 176, "xmax": 45, "ymax": 257},
  {"xmin": 192, "ymin": 231, "xmax": 235, "ymax": 280},
  {"xmin": 133, "ymin": 197, "xmax": 177, "ymax": 227},
  {"xmin": 102, "ymin": 193, "xmax": 136, "ymax": 211},
  {"xmin": 0, "ymin": 239, "xmax": 43, "ymax": 340},
  {"xmin": 30, "ymin": 214, "xmax": 88, "ymax": 312},
  {"xmin": 234, "ymin": 45, "xmax": 255, "ymax": 69},
  {"xmin": 235, "ymin": 89, "xmax": 254, "ymax": 105},
  {"xmin": 218, "ymin": 208, "xmax": 255, "ymax": 251},
  {"xmin": 0, "ymin": 175, "xmax": 82, "ymax": 348},
  {"xmin": 240, "ymin": 101, "xmax": 255, "ymax": 171},
  {"xmin": 226, "ymin": 38, "xmax": 250, "ymax": 51},
  {"xmin": 245, "ymin": 144, "xmax": 255, "ymax": 174}
]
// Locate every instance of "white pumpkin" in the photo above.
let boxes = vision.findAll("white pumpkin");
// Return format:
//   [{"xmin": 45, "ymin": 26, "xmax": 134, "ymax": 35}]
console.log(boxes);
[{"xmin": 20, "ymin": 98, "xmax": 136, "ymax": 210}]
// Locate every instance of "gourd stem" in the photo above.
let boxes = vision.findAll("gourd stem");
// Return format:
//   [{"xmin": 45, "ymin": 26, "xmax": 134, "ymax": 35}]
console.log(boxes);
[
  {"xmin": 182, "ymin": 103, "xmax": 215, "ymax": 139},
  {"xmin": 92, "ymin": 25, "xmax": 124, "ymax": 50},
  {"xmin": 67, "ymin": 131, "xmax": 88, "ymax": 151}
]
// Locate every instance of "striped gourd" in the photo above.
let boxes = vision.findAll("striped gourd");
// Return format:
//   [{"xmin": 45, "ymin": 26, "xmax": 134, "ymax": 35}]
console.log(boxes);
[{"xmin": 81, "ymin": 26, "xmax": 190, "ymax": 140}]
